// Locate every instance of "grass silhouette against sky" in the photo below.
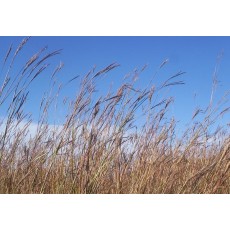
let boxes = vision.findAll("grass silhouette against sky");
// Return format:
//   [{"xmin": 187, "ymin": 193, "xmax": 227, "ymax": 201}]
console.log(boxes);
[{"xmin": 0, "ymin": 36, "xmax": 229, "ymax": 130}]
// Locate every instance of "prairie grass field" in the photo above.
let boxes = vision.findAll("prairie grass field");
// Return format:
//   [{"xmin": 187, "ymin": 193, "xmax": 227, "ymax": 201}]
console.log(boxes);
[{"xmin": 0, "ymin": 37, "xmax": 229, "ymax": 194}]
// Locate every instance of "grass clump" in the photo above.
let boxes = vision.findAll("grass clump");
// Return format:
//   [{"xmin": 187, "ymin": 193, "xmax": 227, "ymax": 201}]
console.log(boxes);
[{"xmin": 0, "ymin": 37, "xmax": 229, "ymax": 194}]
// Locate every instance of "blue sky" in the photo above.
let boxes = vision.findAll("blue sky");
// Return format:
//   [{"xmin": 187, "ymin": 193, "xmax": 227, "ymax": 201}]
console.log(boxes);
[{"xmin": 0, "ymin": 36, "xmax": 230, "ymax": 131}]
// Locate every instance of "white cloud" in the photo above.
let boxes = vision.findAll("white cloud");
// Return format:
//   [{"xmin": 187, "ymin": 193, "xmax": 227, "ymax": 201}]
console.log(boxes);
[{"xmin": 0, "ymin": 117, "xmax": 64, "ymax": 144}]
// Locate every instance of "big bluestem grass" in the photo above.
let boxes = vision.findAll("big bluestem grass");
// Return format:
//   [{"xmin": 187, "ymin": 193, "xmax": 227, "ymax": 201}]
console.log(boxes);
[{"xmin": 0, "ymin": 38, "xmax": 229, "ymax": 194}]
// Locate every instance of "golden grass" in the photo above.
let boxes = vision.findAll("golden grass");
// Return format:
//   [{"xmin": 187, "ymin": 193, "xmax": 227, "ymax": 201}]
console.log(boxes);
[{"xmin": 0, "ymin": 37, "xmax": 229, "ymax": 194}]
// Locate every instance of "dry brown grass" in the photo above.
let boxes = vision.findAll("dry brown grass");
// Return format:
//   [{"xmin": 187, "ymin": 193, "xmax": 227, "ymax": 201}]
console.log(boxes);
[{"xmin": 0, "ymin": 37, "xmax": 229, "ymax": 194}]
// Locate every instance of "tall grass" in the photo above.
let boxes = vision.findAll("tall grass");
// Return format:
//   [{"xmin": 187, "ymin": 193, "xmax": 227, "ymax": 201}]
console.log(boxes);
[{"xmin": 0, "ymin": 37, "xmax": 229, "ymax": 193}]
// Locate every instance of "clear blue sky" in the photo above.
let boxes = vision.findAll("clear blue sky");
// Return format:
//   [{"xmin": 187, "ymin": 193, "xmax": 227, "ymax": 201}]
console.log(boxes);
[{"xmin": 0, "ymin": 37, "xmax": 230, "ymax": 131}]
